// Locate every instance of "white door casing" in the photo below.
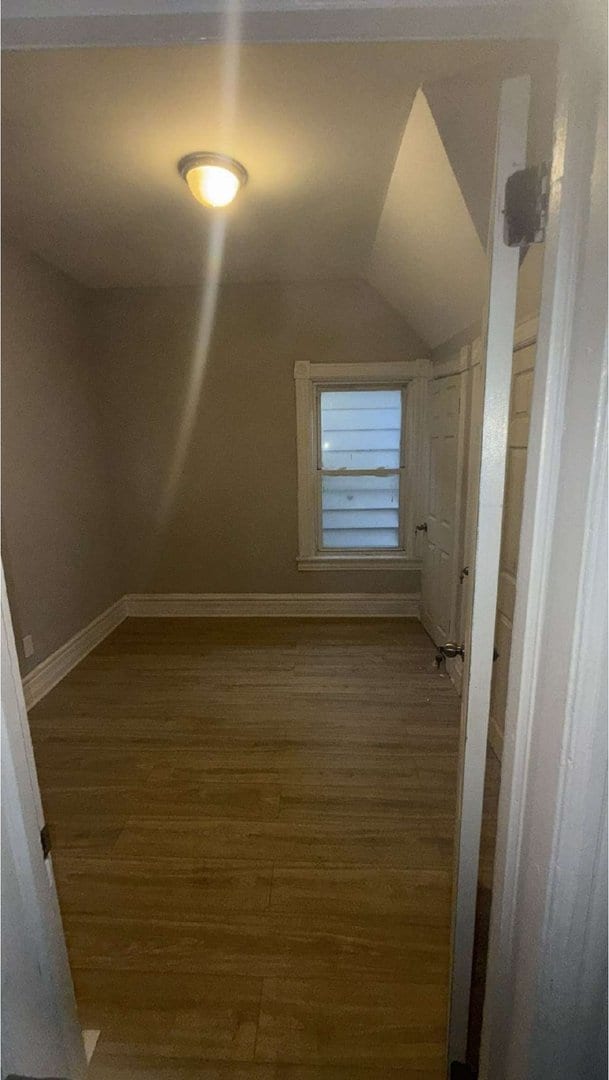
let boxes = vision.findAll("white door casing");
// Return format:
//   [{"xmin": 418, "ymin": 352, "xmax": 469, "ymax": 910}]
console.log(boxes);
[
  {"xmin": 481, "ymin": 30, "xmax": 607, "ymax": 1079},
  {"xmin": 1, "ymin": 564, "xmax": 87, "ymax": 1079},
  {"xmin": 448, "ymin": 74, "xmax": 531, "ymax": 1064}
]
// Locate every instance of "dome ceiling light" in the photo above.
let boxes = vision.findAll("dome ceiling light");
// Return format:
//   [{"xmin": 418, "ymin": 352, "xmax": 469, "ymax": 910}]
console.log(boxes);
[{"xmin": 178, "ymin": 152, "xmax": 248, "ymax": 209}]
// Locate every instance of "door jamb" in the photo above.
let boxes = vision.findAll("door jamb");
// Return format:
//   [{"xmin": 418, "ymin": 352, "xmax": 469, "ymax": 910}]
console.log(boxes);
[{"xmin": 480, "ymin": 30, "xmax": 607, "ymax": 1080}]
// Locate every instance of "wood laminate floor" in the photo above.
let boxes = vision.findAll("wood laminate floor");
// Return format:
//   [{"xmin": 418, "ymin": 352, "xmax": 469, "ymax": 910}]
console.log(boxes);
[{"xmin": 28, "ymin": 617, "xmax": 463, "ymax": 1079}]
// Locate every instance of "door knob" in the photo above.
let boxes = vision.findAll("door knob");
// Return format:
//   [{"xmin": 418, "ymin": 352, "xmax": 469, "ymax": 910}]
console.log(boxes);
[
  {"xmin": 415, "ymin": 522, "xmax": 428, "ymax": 534},
  {"xmin": 435, "ymin": 641, "xmax": 465, "ymax": 668},
  {"xmin": 440, "ymin": 641, "xmax": 465, "ymax": 659}
]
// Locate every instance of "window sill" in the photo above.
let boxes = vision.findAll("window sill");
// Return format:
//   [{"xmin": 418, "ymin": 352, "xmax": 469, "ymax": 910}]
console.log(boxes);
[{"xmin": 297, "ymin": 555, "xmax": 421, "ymax": 572}]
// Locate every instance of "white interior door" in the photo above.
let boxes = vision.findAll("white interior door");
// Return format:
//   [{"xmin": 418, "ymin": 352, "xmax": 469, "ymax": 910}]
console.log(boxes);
[
  {"xmin": 420, "ymin": 372, "xmax": 467, "ymax": 645},
  {"xmin": 448, "ymin": 74, "xmax": 531, "ymax": 1066},
  {"xmin": 1, "ymin": 564, "xmax": 87, "ymax": 1080}
]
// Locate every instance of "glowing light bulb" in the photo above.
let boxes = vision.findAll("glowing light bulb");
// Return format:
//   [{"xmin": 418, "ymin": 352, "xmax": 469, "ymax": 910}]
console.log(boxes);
[{"xmin": 179, "ymin": 153, "xmax": 247, "ymax": 209}]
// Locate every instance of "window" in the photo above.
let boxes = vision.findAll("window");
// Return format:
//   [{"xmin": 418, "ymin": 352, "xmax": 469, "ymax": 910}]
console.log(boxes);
[
  {"xmin": 319, "ymin": 389, "xmax": 403, "ymax": 549},
  {"xmin": 294, "ymin": 360, "xmax": 427, "ymax": 570}
]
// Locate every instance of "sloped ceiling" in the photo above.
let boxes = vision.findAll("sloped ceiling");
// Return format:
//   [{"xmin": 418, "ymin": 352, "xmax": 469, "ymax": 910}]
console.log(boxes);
[
  {"xmin": 423, "ymin": 42, "xmax": 557, "ymax": 246},
  {"xmin": 367, "ymin": 40, "xmax": 555, "ymax": 349},
  {"xmin": 367, "ymin": 87, "xmax": 488, "ymax": 349},
  {"xmin": 423, "ymin": 69, "xmax": 500, "ymax": 248}
]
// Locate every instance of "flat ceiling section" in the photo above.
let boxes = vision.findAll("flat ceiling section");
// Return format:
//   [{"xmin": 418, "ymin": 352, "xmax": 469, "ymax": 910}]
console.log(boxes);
[
  {"xmin": 4, "ymin": 40, "xmax": 526, "ymax": 291},
  {"xmin": 2, "ymin": 39, "xmax": 555, "ymax": 345}
]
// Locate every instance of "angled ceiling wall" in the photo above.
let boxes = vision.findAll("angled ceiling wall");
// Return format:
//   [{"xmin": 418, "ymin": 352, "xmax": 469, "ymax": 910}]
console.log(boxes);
[
  {"xmin": 367, "ymin": 40, "xmax": 555, "ymax": 351},
  {"xmin": 367, "ymin": 87, "xmax": 488, "ymax": 350},
  {"xmin": 423, "ymin": 42, "xmax": 557, "ymax": 247}
]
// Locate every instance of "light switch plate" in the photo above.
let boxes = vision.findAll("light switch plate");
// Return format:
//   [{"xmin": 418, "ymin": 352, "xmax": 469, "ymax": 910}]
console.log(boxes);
[{"xmin": 22, "ymin": 634, "xmax": 34, "ymax": 659}]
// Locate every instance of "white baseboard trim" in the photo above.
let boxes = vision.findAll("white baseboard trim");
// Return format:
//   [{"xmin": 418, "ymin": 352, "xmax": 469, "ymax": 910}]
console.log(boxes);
[
  {"xmin": 488, "ymin": 715, "xmax": 504, "ymax": 761},
  {"xmin": 22, "ymin": 592, "xmax": 420, "ymax": 708},
  {"xmin": 125, "ymin": 592, "xmax": 420, "ymax": 618},
  {"xmin": 22, "ymin": 597, "xmax": 127, "ymax": 710}
]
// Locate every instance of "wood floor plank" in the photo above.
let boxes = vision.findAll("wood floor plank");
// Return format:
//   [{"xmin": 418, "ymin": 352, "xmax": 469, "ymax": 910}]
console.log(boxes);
[
  {"xmin": 42, "ymin": 780, "xmax": 281, "ymax": 822},
  {"xmin": 111, "ymin": 816, "xmax": 455, "ymax": 868},
  {"xmin": 269, "ymin": 867, "xmax": 451, "ymax": 924},
  {"xmin": 66, "ymin": 911, "xmax": 450, "ymax": 982},
  {"xmin": 277, "ymin": 784, "xmax": 457, "ymax": 822},
  {"xmin": 74, "ymin": 970, "xmax": 261, "ymax": 1061},
  {"xmin": 53, "ymin": 855, "xmax": 273, "ymax": 917},
  {"xmin": 256, "ymin": 977, "xmax": 447, "ymax": 1069},
  {"xmin": 45, "ymin": 814, "xmax": 127, "ymax": 853}
]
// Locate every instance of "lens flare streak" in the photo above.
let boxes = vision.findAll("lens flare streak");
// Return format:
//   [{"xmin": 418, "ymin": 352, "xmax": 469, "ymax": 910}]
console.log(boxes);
[{"xmin": 154, "ymin": 0, "xmax": 243, "ymax": 549}]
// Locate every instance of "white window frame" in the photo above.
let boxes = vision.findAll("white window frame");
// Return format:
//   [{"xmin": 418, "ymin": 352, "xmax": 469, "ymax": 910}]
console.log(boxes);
[{"xmin": 294, "ymin": 359, "xmax": 429, "ymax": 571}]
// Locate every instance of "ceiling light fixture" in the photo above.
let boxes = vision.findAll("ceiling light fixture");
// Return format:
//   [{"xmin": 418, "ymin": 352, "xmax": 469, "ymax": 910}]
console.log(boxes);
[{"xmin": 178, "ymin": 152, "xmax": 248, "ymax": 209}]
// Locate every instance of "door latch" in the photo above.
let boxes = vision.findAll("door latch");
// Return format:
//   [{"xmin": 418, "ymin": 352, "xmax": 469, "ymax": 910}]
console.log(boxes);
[
  {"xmin": 415, "ymin": 522, "xmax": 428, "ymax": 534},
  {"xmin": 459, "ymin": 565, "xmax": 469, "ymax": 584}
]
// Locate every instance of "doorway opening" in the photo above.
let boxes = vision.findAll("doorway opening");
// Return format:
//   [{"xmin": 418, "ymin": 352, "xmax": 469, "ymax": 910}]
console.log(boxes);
[{"xmin": 1, "ymin": 33, "xmax": 557, "ymax": 1079}]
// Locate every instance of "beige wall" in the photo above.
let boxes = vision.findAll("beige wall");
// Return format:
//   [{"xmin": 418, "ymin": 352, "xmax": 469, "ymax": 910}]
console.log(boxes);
[
  {"xmin": 90, "ymin": 279, "xmax": 426, "ymax": 596},
  {"xmin": 1, "ymin": 242, "xmax": 128, "ymax": 673},
  {"xmin": 368, "ymin": 87, "xmax": 488, "ymax": 349}
]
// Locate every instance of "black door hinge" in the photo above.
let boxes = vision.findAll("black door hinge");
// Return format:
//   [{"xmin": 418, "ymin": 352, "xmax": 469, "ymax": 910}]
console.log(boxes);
[
  {"xmin": 40, "ymin": 823, "xmax": 51, "ymax": 860},
  {"xmin": 504, "ymin": 162, "xmax": 549, "ymax": 248}
]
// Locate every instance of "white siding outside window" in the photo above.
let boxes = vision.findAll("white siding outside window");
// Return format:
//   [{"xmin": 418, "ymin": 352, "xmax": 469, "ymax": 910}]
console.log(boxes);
[{"xmin": 319, "ymin": 389, "xmax": 404, "ymax": 550}]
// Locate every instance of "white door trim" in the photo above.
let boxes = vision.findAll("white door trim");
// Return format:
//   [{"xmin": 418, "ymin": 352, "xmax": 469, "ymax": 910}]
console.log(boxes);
[
  {"xmin": 480, "ymin": 31, "xmax": 607, "ymax": 1080},
  {"xmin": 1, "ymin": 564, "xmax": 87, "ymax": 1078},
  {"xmin": 431, "ymin": 344, "xmax": 473, "ymax": 381}
]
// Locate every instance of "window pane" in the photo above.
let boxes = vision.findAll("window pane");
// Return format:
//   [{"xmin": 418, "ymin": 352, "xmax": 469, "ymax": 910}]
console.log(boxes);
[
  {"xmin": 321, "ymin": 474, "xmax": 400, "ymax": 549},
  {"xmin": 321, "ymin": 449, "xmax": 401, "ymax": 470},
  {"xmin": 320, "ymin": 389, "xmax": 402, "ymax": 470},
  {"xmin": 323, "ymin": 528, "xmax": 400, "ymax": 549}
]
